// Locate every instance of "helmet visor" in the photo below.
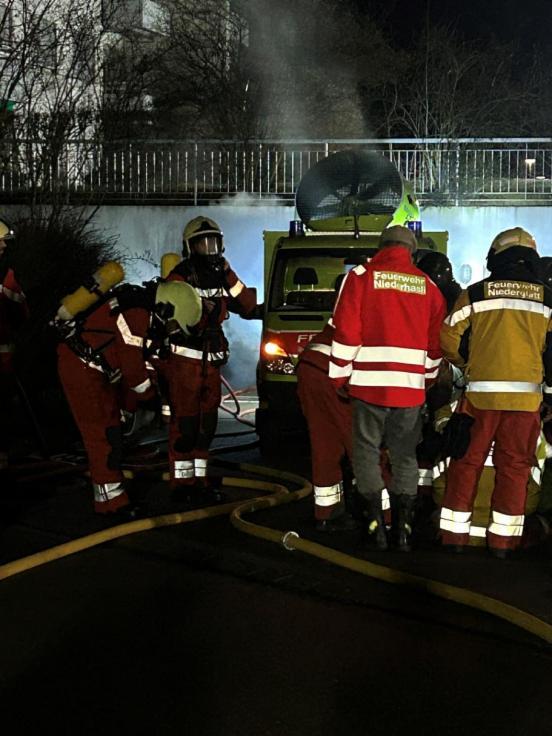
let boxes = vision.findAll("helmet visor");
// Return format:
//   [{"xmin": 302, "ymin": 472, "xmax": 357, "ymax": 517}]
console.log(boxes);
[{"xmin": 190, "ymin": 234, "xmax": 222, "ymax": 256}]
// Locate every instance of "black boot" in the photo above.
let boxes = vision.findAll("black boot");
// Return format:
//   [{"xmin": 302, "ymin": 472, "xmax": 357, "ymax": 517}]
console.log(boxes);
[
  {"xmin": 366, "ymin": 495, "xmax": 388, "ymax": 550},
  {"xmin": 391, "ymin": 494, "xmax": 416, "ymax": 552}
]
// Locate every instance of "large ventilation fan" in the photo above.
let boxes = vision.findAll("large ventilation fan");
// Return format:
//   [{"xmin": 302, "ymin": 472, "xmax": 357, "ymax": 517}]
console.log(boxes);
[{"xmin": 295, "ymin": 151, "xmax": 404, "ymax": 229}]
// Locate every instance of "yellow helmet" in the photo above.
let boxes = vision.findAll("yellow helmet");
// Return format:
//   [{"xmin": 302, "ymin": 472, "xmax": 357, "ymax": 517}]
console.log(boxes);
[
  {"xmin": 182, "ymin": 216, "xmax": 223, "ymax": 258},
  {"xmin": 0, "ymin": 217, "xmax": 15, "ymax": 241},
  {"xmin": 489, "ymin": 227, "xmax": 537, "ymax": 255},
  {"xmin": 155, "ymin": 281, "xmax": 202, "ymax": 336}
]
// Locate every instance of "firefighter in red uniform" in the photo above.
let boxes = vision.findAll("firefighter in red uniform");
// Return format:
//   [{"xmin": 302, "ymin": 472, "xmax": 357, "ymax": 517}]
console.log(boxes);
[
  {"xmin": 162, "ymin": 216, "xmax": 257, "ymax": 500},
  {"xmin": 0, "ymin": 218, "xmax": 28, "ymax": 471},
  {"xmin": 296, "ymin": 274, "xmax": 358, "ymax": 531},
  {"xmin": 439, "ymin": 227, "xmax": 552, "ymax": 557},
  {"xmin": 330, "ymin": 226, "xmax": 446, "ymax": 551},
  {"xmin": 56, "ymin": 278, "xmax": 200, "ymax": 516}
]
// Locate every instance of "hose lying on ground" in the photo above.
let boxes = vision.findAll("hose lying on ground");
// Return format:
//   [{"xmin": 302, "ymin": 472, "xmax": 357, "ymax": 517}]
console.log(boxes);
[
  {"xmin": 228, "ymin": 465, "xmax": 552, "ymax": 646},
  {"xmin": 3, "ymin": 457, "xmax": 552, "ymax": 646}
]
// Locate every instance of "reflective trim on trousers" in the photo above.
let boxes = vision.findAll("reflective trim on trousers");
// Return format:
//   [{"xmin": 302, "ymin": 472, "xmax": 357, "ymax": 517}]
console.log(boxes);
[
  {"xmin": 440, "ymin": 507, "xmax": 471, "ymax": 535},
  {"xmin": 381, "ymin": 488, "xmax": 390, "ymax": 511},
  {"xmin": 174, "ymin": 460, "xmax": 194, "ymax": 479},
  {"xmin": 194, "ymin": 458, "xmax": 208, "ymax": 477},
  {"xmin": 469, "ymin": 525, "xmax": 488, "ymax": 538},
  {"xmin": 314, "ymin": 483, "xmax": 342, "ymax": 507},
  {"xmin": 162, "ymin": 404, "xmax": 171, "ymax": 417},
  {"xmin": 418, "ymin": 468, "xmax": 434, "ymax": 486},
  {"xmin": 93, "ymin": 482, "xmax": 125, "ymax": 503},
  {"xmin": 488, "ymin": 510, "xmax": 524, "ymax": 537}
]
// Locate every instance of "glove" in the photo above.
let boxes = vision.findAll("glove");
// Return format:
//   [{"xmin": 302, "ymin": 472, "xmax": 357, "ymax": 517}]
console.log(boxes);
[{"xmin": 122, "ymin": 407, "xmax": 157, "ymax": 438}]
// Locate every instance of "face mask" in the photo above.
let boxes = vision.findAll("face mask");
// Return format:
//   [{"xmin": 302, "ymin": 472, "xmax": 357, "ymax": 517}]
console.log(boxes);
[{"xmin": 191, "ymin": 235, "xmax": 222, "ymax": 257}]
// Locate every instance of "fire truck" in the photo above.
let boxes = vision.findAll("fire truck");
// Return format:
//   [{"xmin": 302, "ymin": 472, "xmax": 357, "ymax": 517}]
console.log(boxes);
[{"xmin": 255, "ymin": 150, "xmax": 448, "ymax": 453}]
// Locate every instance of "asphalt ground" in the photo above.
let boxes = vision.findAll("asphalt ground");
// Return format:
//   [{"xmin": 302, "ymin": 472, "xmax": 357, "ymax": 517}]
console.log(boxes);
[{"xmin": 1, "ymin": 406, "xmax": 552, "ymax": 734}]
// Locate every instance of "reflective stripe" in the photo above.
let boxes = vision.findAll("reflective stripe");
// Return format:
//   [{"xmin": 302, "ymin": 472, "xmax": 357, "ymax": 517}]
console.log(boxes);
[
  {"xmin": 425, "ymin": 367, "xmax": 439, "ymax": 380},
  {"xmin": 381, "ymin": 488, "xmax": 390, "ymax": 511},
  {"xmin": 356, "ymin": 346, "xmax": 425, "ymax": 364},
  {"xmin": 229, "ymin": 280, "xmax": 245, "ymax": 298},
  {"xmin": 93, "ymin": 482, "xmax": 125, "ymax": 503},
  {"xmin": 353, "ymin": 264, "xmax": 366, "ymax": 275},
  {"xmin": 469, "ymin": 525, "xmax": 488, "ymax": 538},
  {"xmin": 0, "ymin": 284, "xmax": 25, "ymax": 302},
  {"xmin": 117, "ymin": 314, "xmax": 144, "ymax": 348},
  {"xmin": 440, "ymin": 507, "xmax": 471, "ymax": 534},
  {"xmin": 194, "ymin": 458, "xmax": 208, "ymax": 477},
  {"xmin": 425, "ymin": 356, "xmax": 442, "ymax": 369},
  {"xmin": 488, "ymin": 510, "xmax": 524, "ymax": 537},
  {"xmin": 543, "ymin": 384, "xmax": 552, "ymax": 394},
  {"xmin": 484, "ymin": 451, "xmax": 494, "ymax": 468},
  {"xmin": 531, "ymin": 466, "xmax": 542, "ymax": 484},
  {"xmin": 446, "ymin": 304, "xmax": 472, "ymax": 327},
  {"xmin": 351, "ymin": 369, "xmax": 425, "ymax": 389},
  {"xmin": 331, "ymin": 340, "xmax": 360, "ymax": 360},
  {"xmin": 432, "ymin": 459, "xmax": 450, "ymax": 480},
  {"xmin": 327, "ymin": 317, "xmax": 334, "ymax": 327},
  {"xmin": 170, "ymin": 344, "xmax": 226, "ymax": 362},
  {"xmin": 79, "ymin": 357, "xmax": 103, "ymax": 372},
  {"xmin": 306, "ymin": 343, "xmax": 331, "ymax": 356},
  {"xmin": 329, "ymin": 362, "xmax": 352, "ymax": 379},
  {"xmin": 161, "ymin": 404, "xmax": 171, "ymax": 417},
  {"xmin": 0, "ymin": 343, "xmax": 14, "ymax": 353},
  {"xmin": 467, "ymin": 380, "xmax": 541, "ymax": 394},
  {"xmin": 196, "ymin": 287, "xmax": 223, "ymax": 298},
  {"xmin": 131, "ymin": 377, "xmax": 152, "ymax": 394},
  {"xmin": 174, "ymin": 460, "xmax": 194, "ymax": 479},
  {"xmin": 314, "ymin": 483, "xmax": 342, "ymax": 507},
  {"xmin": 473, "ymin": 298, "xmax": 552, "ymax": 319},
  {"xmin": 418, "ymin": 468, "xmax": 433, "ymax": 486}
]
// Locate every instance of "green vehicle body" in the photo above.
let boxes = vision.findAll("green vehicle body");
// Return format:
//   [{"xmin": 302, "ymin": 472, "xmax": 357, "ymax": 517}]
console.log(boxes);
[{"xmin": 255, "ymin": 164, "xmax": 449, "ymax": 451}]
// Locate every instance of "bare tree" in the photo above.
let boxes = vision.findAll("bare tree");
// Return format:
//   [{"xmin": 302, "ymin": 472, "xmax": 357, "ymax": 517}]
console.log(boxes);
[{"xmin": 0, "ymin": 0, "xmax": 159, "ymax": 224}]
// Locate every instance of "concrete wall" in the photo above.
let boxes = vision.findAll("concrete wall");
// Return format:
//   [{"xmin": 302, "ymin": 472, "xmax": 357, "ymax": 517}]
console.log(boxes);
[{"xmin": 8, "ymin": 201, "xmax": 552, "ymax": 386}]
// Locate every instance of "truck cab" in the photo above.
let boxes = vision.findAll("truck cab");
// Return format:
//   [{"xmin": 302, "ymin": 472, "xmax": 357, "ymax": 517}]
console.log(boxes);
[{"xmin": 255, "ymin": 151, "xmax": 449, "ymax": 453}]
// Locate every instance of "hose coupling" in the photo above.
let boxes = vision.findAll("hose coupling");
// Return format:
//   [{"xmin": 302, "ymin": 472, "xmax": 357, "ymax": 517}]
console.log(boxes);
[{"xmin": 282, "ymin": 530, "xmax": 300, "ymax": 551}]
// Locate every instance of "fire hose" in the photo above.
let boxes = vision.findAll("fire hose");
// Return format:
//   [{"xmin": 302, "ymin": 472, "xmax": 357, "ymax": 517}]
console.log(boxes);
[
  {"xmin": 2, "ymin": 459, "xmax": 552, "ymax": 646},
  {"xmin": 5, "ymin": 377, "xmax": 552, "ymax": 646}
]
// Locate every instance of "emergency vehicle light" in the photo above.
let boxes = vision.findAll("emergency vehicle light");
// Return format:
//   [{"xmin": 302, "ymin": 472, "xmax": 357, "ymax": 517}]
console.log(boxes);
[{"xmin": 263, "ymin": 340, "xmax": 287, "ymax": 357}]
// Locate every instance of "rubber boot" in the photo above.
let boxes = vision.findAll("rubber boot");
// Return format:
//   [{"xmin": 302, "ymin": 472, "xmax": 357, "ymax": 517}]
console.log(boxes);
[
  {"xmin": 391, "ymin": 493, "xmax": 416, "ymax": 552},
  {"xmin": 366, "ymin": 494, "xmax": 388, "ymax": 550}
]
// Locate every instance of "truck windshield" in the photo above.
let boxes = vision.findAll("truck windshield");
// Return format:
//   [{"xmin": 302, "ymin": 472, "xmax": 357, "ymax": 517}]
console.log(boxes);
[{"xmin": 269, "ymin": 247, "xmax": 376, "ymax": 311}]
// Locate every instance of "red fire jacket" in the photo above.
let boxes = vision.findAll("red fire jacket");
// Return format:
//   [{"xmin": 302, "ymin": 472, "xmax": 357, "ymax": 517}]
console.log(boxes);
[
  {"xmin": 59, "ymin": 298, "xmax": 155, "ymax": 402},
  {"xmin": 168, "ymin": 258, "xmax": 256, "ymax": 365},
  {"xmin": 329, "ymin": 246, "xmax": 447, "ymax": 408}
]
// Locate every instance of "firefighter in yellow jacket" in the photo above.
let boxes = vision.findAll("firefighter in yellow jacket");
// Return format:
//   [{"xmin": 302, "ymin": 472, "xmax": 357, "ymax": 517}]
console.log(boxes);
[{"xmin": 439, "ymin": 227, "xmax": 552, "ymax": 557}]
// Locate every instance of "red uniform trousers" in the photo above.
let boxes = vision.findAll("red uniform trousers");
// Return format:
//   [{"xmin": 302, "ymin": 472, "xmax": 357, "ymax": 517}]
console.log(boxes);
[
  {"xmin": 297, "ymin": 359, "xmax": 352, "ymax": 520},
  {"xmin": 156, "ymin": 354, "xmax": 221, "ymax": 488},
  {"xmin": 58, "ymin": 345, "xmax": 130, "ymax": 512},
  {"xmin": 440, "ymin": 403, "xmax": 541, "ymax": 550}
]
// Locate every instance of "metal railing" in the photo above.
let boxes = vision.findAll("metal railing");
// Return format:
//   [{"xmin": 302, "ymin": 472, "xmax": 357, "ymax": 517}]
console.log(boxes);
[{"xmin": 1, "ymin": 138, "xmax": 552, "ymax": 205}]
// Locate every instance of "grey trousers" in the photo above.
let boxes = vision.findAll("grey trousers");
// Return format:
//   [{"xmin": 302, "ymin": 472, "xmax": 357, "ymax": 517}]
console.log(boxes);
[{"xmin": 352, "ymin": 399, "xmax": 423, "ymax": 499}]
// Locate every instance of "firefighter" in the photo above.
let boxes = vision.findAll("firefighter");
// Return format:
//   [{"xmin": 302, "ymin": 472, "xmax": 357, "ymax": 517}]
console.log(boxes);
[
  {"xmin": 439, "ymin": 227, "xmax": 552, "ymax": 557},
  {"xmin": 330, "ymin": 225, "xmax": 447, "ymax": 551},
  {"xmin": 56, "ymin": 277, "xmax": 200, "ymax": 516},
  {"xmin": 417, "ymin": 251, "xmax": 461, "ymax": 313},
  {"xmin": 0, "ymin": 218, "xmax": 28, "ymax": 471},
  {"xmin": 161, "ymin": 216, "xmax": 257, "ymax": 501},
  {"xmin": 296, "ymin": 276, "xmax": 358, "ymax": 531}
]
